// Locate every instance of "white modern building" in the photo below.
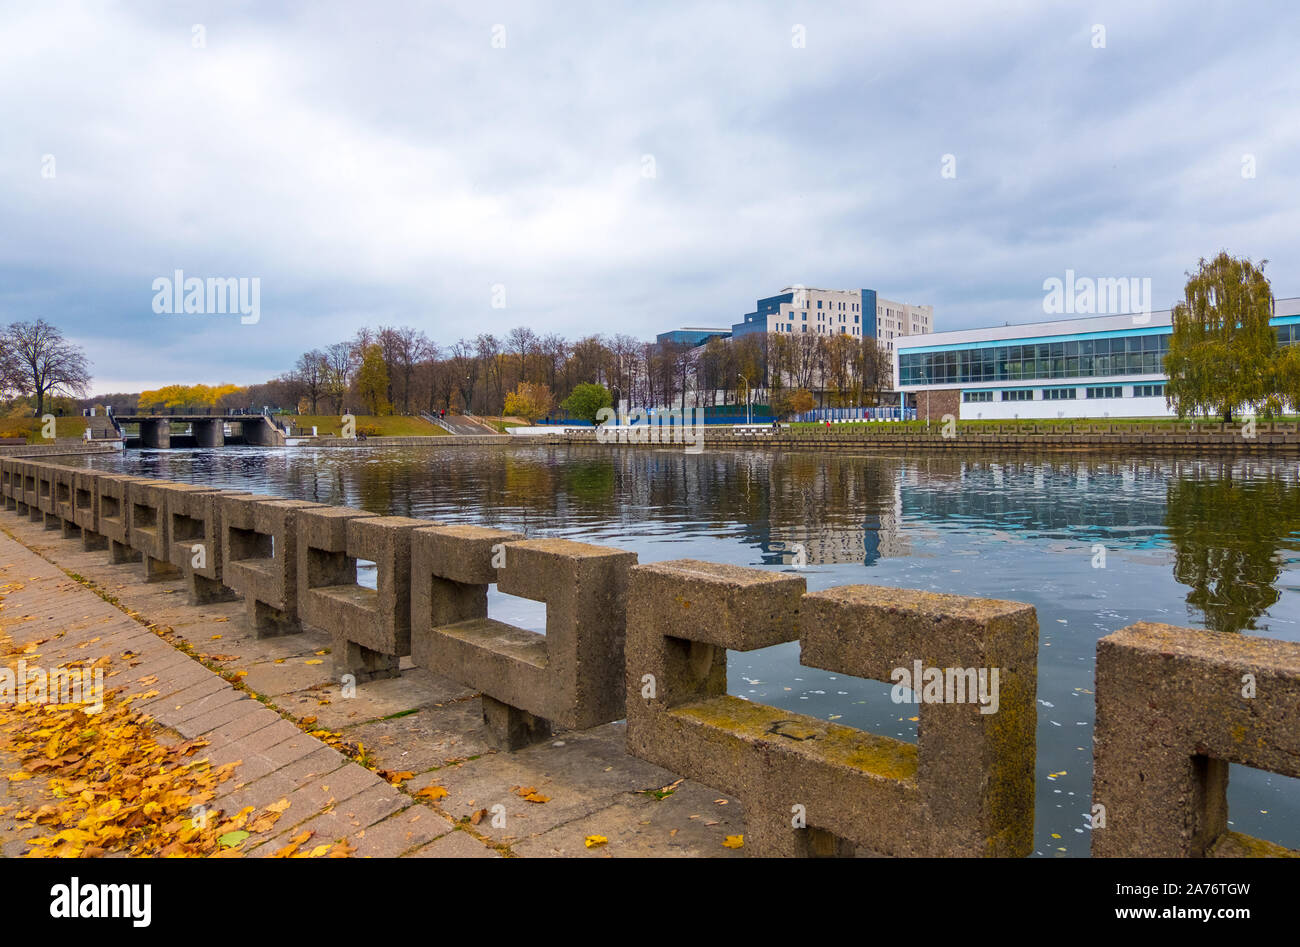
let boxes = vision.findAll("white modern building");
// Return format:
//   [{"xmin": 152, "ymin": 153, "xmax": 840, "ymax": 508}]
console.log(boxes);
[{"xmin": 894, "ymin": 297, "xmax": 1300, "ymax": 420}]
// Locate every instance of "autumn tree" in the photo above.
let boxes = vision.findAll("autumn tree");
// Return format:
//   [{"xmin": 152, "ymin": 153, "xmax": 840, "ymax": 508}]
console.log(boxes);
[
  {"xmin": 772, "ymin": 387, "xmax": 815, "ymax": 419},
  {"xmin": 503, "ymin": 382, "xmax": 555, "ymax": 423},
  {"xmin": 355, "ymin": 344, "xmax": 391, "ymax": 415},
  {"xmin": 1165, "ymin": 253, "xmax": 1276, "ymax": 422}
]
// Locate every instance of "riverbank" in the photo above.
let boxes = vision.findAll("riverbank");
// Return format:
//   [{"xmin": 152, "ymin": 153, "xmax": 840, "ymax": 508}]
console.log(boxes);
[
  {"xmin": 565, "ymin": 418, "xmax": 1300, "ymax": 453},
  {"xmin": 0, "ymin": 511, "xmax": 743, "ymax": 857}
]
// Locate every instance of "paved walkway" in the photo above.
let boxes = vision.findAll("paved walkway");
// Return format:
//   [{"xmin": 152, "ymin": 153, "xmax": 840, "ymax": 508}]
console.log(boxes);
[{"xmin": 0, "ymin": 507, "xmax": 745, "ymax": 857}]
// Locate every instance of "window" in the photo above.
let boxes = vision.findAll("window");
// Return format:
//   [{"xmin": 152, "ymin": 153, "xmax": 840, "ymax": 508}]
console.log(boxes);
[
  {"xmin": 1086, "ymin": 386, "xmax": 1123, "ymax": 399},
  {"xmin": 817, "ymin": 300, "xmax": 823, "ymax": 309},
  {"xmin": 1044, "ymin": 387, "xmax": 1077, "ymax": 400},
  {"xmin": 1134, "ymin": 383, "xmax": 1165, "ymax": 397},
  {"xmin": 1001, "ymin": 389, "xmax": 1033, "ymax": 401},
  {"xmin": 963, "ymin": 391, "xmax": 993, "ymax": 403}
]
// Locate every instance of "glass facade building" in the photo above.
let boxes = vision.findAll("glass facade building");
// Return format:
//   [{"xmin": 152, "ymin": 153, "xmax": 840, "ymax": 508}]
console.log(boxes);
[{"xmin": 900, "ymin": 317, "xmax": 1300, "ymax": 388}]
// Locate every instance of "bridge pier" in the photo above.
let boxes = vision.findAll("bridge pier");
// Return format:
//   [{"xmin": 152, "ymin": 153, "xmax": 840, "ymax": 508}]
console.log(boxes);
[
  {"xmin": 140, "ymin": 419, "xmax": 171, "ymax": 449},
  {"xmin": 194, "ymin": 419, "xmax": 225, "ymax": 448},
  {"xmin": 240, "ymin": 417, "xmax": 283, "ymax": 446}
]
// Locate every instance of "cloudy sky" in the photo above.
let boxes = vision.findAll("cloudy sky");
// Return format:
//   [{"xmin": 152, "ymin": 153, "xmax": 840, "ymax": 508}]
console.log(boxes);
[{"xmin": 3, "ymin": 0, "xmax": 1297, "ymax": 393}]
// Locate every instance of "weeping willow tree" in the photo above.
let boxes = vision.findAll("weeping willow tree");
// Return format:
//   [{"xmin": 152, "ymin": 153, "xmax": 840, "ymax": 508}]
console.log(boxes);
[{"xmin": 1164, "ymin": 253, "xmax": 1276, "ymax": 422}]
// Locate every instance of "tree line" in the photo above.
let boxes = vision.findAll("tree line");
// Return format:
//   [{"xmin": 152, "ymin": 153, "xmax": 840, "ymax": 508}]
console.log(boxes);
[{"xmin": 249, "ymin": 326, "xmax": 895, "ymax": 419}]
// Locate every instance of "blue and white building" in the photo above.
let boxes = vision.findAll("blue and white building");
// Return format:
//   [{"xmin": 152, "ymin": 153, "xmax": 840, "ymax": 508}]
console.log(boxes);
[
  {"xmin": 655, "ymin": 327, "xmax": 732, "ymax": 347},
  {"xmin": 894, "ymin": 297, "xmax": 1300, "ymax": 419}
]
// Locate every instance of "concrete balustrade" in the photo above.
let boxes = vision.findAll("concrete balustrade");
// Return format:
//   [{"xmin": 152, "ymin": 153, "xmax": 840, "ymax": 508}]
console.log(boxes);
[
  {"xmin": 95, "ymin": 473, "xmax": 145, "ymax": 563},
  {"xmin": 0, "ymin": 459, "xmax": 14, "ymax": 509},
  {"xmin": 35, "ymin": 464, "xmax": 58, "ymax": 528},
  {"xmin": 5, "ymin": 457, "xmax": 1298, "ymax": 858},
  {"xmin": 410, "ymin": 528, "xmax": 636, "ymax": 749},
  {"xmin": 166, "ymin": 487, "xmax": 254, "ymax": 604},
  {"xmin": 1092, "ymin": 622, "xmax": 1300, "ymax": 858},
  {"xmin": 625, "ymin": 560, "xmax": 1039, "ymax": 857},
  {"xmin": 127, "ymin": 480, "xmax": 193, "ymax": 580},
  {"xmin": 47, "ymin": 465, "xmax": 79, "ymax": 538},
  {"xmin": 295, "ymin": 510, "xmax": 430, "ymax": 683},
  {"xmin": 20, "ymin": 461, "xmax": 40, "ymax": 517},
  {"xmin": 294, "ymin": 506, "xmax": 393, "ymax": 678},
  {"xmin": 72, "ymin": 468, "xmax": 108, "ymax": 550},
  {"xmin": 221, "ymin": 496, "xmax": 327, "ymax": 637}
]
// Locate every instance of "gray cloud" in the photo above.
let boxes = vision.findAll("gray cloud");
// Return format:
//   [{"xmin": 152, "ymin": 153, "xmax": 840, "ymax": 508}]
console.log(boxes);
[{"xmin": 2, "ymin": 0, "xmax": 1296, "ymax": 391}]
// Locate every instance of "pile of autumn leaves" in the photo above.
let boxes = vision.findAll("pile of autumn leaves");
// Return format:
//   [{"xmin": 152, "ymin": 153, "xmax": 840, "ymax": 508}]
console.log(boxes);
[{"xmin": 0, "ymin": 645, "xmax": 349, "ymax": 858}]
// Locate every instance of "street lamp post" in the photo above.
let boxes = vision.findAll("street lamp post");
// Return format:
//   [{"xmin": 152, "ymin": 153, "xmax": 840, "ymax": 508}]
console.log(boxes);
[{"xmin": 737, "ymin": 374, "xmax": 750, "ymax": 425}]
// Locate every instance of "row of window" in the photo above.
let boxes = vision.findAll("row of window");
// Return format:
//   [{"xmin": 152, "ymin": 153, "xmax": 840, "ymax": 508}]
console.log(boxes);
[
  {"xmin": 775, "ymin": 324, "xmax": 862, "ymax": 335},
  {"xmin": 901, "ymin": 334, "xmax": 1171, "ymax": 386},
  {"xmin": 961, "ymin": 383, "xmax": 1167, "ymax": 403},
  {"xmin": 902, "ymin": 325, "xmax": 1298, "ymax": 387}
]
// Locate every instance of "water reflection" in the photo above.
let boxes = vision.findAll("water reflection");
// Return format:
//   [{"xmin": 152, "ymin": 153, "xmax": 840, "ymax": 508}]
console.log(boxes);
[{"xmin": 1166, "ymin": 468, "xmax": 1300, "ymax": 633}]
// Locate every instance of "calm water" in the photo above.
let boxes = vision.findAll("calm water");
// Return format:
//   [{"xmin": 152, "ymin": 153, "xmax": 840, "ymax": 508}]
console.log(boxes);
[{"xmin": 85, "ymin": 444, "xmax": 1300, "ymax": 856}]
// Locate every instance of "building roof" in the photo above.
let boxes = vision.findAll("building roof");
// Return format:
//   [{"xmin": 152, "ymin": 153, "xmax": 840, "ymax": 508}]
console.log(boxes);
[{"xmin": 895, "ymin": 295, "xmax": 1300, "ymax": 350}]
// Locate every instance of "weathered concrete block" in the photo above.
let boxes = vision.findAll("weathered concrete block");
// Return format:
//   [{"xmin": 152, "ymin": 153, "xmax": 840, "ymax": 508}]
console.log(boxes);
[
  {"xmin": 0, "ymin": 458, "xmax": 14, "ymax": 504},
  {"xmin": 2, "ymin": 458, "xmax": 25, "ymax": 511},
  {"xmin": 625, "ymin": 564, "xmax": 1038, "ymax": 857},
  {"xmin": 36, "ymin": 464, "xmax": 58, "ymax": 515},
  {"xmin": 167, "ymin": 487, "xmax": 254, "ymax": 604},
  {"xmin": 19, "ymin": 460, "xmax": 39, "ymax": 514},
  {"xmin": 17, "ymin": 461, "xmax": 36, "ymax": 514},
  {"xmin": 222, "ymin": 496, "xmax": 327, "ymax": 637},
  {"xmin": 128, "ymin": 480, "xmax": 217, "ymax": 580},
  {"xmin": 72, "ymin": 468, "xmax": 105, "ymax": 546},
  {"xmin": 36, "ymin": 463, "xmax": 62, "ymax": 527},
  {"xmin": 95, "ymin": 473, "xmax": 144, "ymax": 562},
  {"xmin": 51, "ymin": 465, "xmax": 78, "ymax": 525},
  {"xmin": 410, "ymin": 530, "xmax": 636, "ymax": 747},
  {"xmin": 1092, "ymin": 622, "xmax": 1300, "ymax": 858},
  {"xmin": 409, "ymin": 524, "xmax": 524, "ymax": 629},
  {"xmin": 297, "ymin": 506, "xmax": 426, "ymax": 681}
]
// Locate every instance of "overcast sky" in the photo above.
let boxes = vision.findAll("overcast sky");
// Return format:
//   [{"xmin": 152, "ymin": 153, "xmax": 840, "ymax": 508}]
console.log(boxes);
[{"xmin": 3, "ymin": 0, "xmax": 1297, "ymax": 393}]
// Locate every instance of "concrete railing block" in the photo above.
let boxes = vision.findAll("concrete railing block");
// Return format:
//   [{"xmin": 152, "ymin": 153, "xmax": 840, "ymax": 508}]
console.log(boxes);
[
  {"xmin": 222, "ymin": 496, "xmax": 328, "ymax": 637},
  {"xmin": 296, "ymin": 508, "xmax": 432, "ymax": 681},
  {"xmin": 19, "ymin": 460, "xmax": 39, "ymax": 511},
  {"xmin": 626, "ymin": 565, "xmax": 1038, "ymax": 857},
  {"xmin": 127, "ymin": 480, "xmax": 217, "ymax": 580},
  {"xmin": 411, "ymin": 529, "xmax": 636, "ymax": 745},
  {"xmin": 95, "ymin": 473, "xmax": 147, "ymax": 562},
  {"xmin": 51, "ymin": 465, "xmax": 77, "ymax": 520},
  {"xmin": 166, "ymin": 487, "xmax": 254, "ymax": 603},
  {"xmin": 1092, "ymin": 622, "xmax": 1300, "ymax": 858}
]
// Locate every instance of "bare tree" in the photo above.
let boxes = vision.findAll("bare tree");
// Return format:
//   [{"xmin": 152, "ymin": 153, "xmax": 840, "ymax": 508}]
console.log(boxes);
[
  {"xmin": 294, "ymin": 349, "xmax": 327, "ymax": 413},
  {"xmin": 323, "ymin": 341, "xmax": 354, "ymax": 414},
  {"xmin": 5, "ymin": 319, "xmax": 92, "ymax": 416}
]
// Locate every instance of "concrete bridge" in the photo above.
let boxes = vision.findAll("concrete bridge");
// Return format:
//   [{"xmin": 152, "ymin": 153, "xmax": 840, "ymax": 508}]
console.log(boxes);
[{"xmin": 109, "ymin": 411, "xmax": 285, "ymax": 448}]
